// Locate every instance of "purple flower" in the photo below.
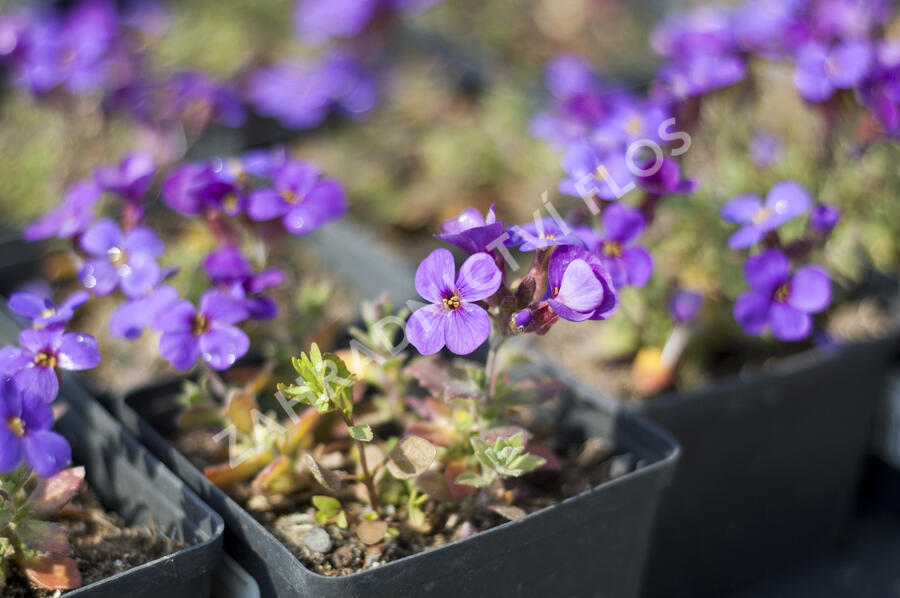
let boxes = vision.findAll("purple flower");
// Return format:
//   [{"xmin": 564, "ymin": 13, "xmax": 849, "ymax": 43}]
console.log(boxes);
[
  {"xmin": 161, "ymin": 164, "xmax": 245, "ymax": 217},
  {"xmin": 79, "ymin": 219, "xmax": 164, "ymax": 297},
  {"xmin": 668, "ymin": 289, "xmax": 703, "ymax": 324},
  {"xmin": 734, "ymin": 0, "xmax": 809, "ymax": 58},
  {"xmin": 749, "ymin": 132, "xmax": 781, "ymax": 168},
  {"xmin": 203, "ymin": 247, "xmax": 285, "ymax": 320},
  {"xmin": 167, "ymin": 71, "xmax": 246, "ymax": 129},
  {"xmin": 590, "ymin": 203, "xmax": 654, "ymax": 289},
  {"xmin": 650, "ymin": 6, "xmax": 736, "ymax": 59},
  {"xmin": 8, "ymin": 290, "xmax": 89, "ymax": 328},
  {"xmin": 793, "ymin": 40, "xmax": 873, "ymax": 102},
  {"xmin": 560, "ymin": 142, "xmax": 635, "ymax": 202},
  {"xmin": 247, "ymin": 60, "xmax": 334, "ymax": 129},
  {"xmin": 153, "ymin": 290, "xmax": 250, "ymax": 370},
  {"xmin": 0, "ymin": 325, "xmax": 100, "ymax": 403},
  {"xmin": 23, "ymin": 180, "xmax": 101, "ymax": 241},
  {"xmin": 246, "ymin": 160, "xmax": 346, "ymax": 235},
  {"xmin": 811, "ymin": 0, "xmax": 888, "ymax": 41},
  {"xmin": 110, "ymin": 284, "xmax": 180, "ymax": 341},
  {"xmin": 406, "ymin": 249, "xmax": 501, "ymax": 355},
  {"xmin": 546, "ymin": 245, "xmax": 618, "ymax": 322},
  {"xmin": 734, "ymin": 249, "xmax": 831, "ymax": 341},
  {"xmin": 93, "ymin": 152, "xmax": 156, "ymax": 204},
  {"xmin": 0, "ymin": 377, "xmax": 70, "ymax": 477},
  {"xmin": 720, "ymin": 181, "xmax": 811, "ymax": 250},
  {"xmin": 293, "ymin": 0, "xmax": 379, "ymax": 45},
  {"xmin": 636, "ymin": 158, "xmax": 697, "ymax": 196},
  {"xmin": 655, "ymin": 52, "xmax": 746, "ymax": 99},
  {"xmin": 434, "ymin": 205, "xmax": 505, "ymax": 255},
  {"xmin": 507, "ymin": 218, "xmax": 585, "ymax": 252},
  {"xmin": 810, "ymin": 204, "xmax": 840, "ymax": 235}
]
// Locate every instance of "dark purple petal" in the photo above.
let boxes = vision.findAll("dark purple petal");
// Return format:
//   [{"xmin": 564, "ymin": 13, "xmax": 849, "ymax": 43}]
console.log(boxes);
[
  {"xmin": 161, "ymin": 165, "xmax": 207, "ymax": 216},
  {"xmin": 415, "ymin": 249, "xmax": 456, "ymax": 304},
  {"xmin": 810, "ymin": 204, "xmax": 840, "ymax": 234},
  {"xmin": 406, "ymin": 304, "xmax": 447, "ymax": 355},
  {"xmin": 445, "ymin": 304, "xmax": 491, "ymax": 355},
  {"xmin": 454, "ymin": 253, "xmax": 501, "ymax": 302},
  {"xmin": 198, "ymin": 324, "xmax": 250, "ymax": 370},
  {"xmin": 247, "ymin": 269, "xmax": 285, "ymax": 294},
  {"xmin": 744, "ymin": 249, "xmax": 790, "ymax": 293},
  {"xmin": 24, "ymin": 430, "xmax": 71, "ymax": 479},
  {"xmin": 49, "ymin": 290, "xmax": 90, "ymax": 325},
  {"xmin": 769, "ymin": 303, "xmax": 811, "ymax": 341},
  {"xmin": 247, "ymin": 296, "xmax": 279, "ymax": 320},
  {"xmin": 159, "ymin": 332, "xmax": 201, "ymax": 370},
  {"xmin": 721, "ymin": 194, "xmax": 763, "ymax": 224},
  {"xmin": 622, "ymin": 246, "xmax": 654, "ymax": 288},
  {"xmin": 599, "ymin": 255, "xmax": 627, "ymax": 289},
  {"xmin": 57, "ymin": 332, "xmax": 100, "ymax": 370},
  {"xmin": 787, "ymin": 265, "xmax": 831, "ymax": 314},
  {"xmin": 8, "ymin": 292, "xmax": 46, "ymax": 320},
  {"xmin": 19, "ymin": 392, "xmax": 52, "ymax": 432},
  {"xmin": 733, "ymin": 291, "xmax": 771, "ymax": 336},
  {"xmin": 80, "ymin": 218, "xmax": 123, "ymax": 257},
  {"xmin": 602, "ymin": 203, "xmax": 645, "ymax": 244},
  {"xmin": 110, "ymin": 285, "xmax": 180, "ymax": 340},
  {"xmin": 0, "ymin": 377, "xmax": 22, "ymax": 420},
  {"xmin": 200, "ymin": 291, "xmax": 248, "ymax": 325},
  {"xmin": 203, "ymin": 246, "xmax": 253, "ymax": 283}
]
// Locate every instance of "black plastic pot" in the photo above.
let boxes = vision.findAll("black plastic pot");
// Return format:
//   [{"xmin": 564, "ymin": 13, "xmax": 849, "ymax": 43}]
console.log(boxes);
[
  {"xmin": 629, "ymin": 337, "xmax": 899, "ymax": 598},
  {"xmin": 0, "ymin": 313, "xmax": 225, "ymax": 598},
  {"xmin": 0, "ymin": 233, "xmax": 41, "ymax": 296},
  {"xmin": 117, "ymin": 378, "xmax": 678, "ymax": 598}
]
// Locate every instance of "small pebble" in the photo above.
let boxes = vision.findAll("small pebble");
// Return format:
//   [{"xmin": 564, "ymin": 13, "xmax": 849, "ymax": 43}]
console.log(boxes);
[
  {"xmin": 609, "ymin": 455, "xmax": 635, "ymax": 479},
  {"xmin": 301, "ymin": 527, "xmax": 333, "ymax": 553}
]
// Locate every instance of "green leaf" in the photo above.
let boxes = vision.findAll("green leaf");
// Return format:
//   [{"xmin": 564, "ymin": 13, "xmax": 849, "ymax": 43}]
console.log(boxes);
[
  {"xmin": 304, "ymin": 454, "xmax": 342, "ymax": 491},
  {"xmin": 454, "ymin": 472, "xmax": 490, "ymax": 488},
  {"xmin": 335, "ymin": 511, "xmax": 348, "ymax": 529},
  {"xmin": 348, "ymin": 425, "xmax": 373, "ymax": 442},
  {"xmin": 312, "ymin": 495, "xmax": 341, "ymax": 517}
]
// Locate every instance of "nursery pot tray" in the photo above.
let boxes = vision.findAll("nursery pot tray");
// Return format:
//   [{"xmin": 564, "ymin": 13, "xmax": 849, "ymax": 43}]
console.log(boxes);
[
  {"xmin": 0, "ymin": 314, "xmax": 225, "ymax": 598},
  {"xmin": 117, "ymin": 378, "xmax": 679, "ymax": 598},
  {"xmin": 629, "ymin": 337, "xmax": 899, "ymax": 598}
]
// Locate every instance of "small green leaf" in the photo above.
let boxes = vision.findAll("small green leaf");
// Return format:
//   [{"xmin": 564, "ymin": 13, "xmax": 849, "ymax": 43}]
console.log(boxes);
[
  {"xmin": 348, "ymin": 425, "xmax": 373, "ymax": 442},
  {"xmin": 312, "ymin": 495, "xmax": 341, "ymax": 517},
  {"xmin": 454, "ymin": 472, "xmax": 490, "ymax": 488},
  {"xmin": 304, "ymin": 454, "xmax": 343, "ymax": 491},
  {"xmin": 336, "ymin": 511, "xmax": 348, "ymax": 529}
]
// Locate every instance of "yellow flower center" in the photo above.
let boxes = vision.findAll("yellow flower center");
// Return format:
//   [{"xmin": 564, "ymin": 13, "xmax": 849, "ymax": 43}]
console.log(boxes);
[
  {"xmin": 192, "ymin": 313, "xmax": 210, "ymax": 336},
  {"xmin": 280, "ymin": 189, "xmax": 299, "ymax": 204},
  {"xmin": 539, "ymin": 233, "xmax": 557, "ymax": 240},
  {"xmin": 594, "ymin": 166, "xmax": 609, "ymax": 182},
  {"xmin": 107, "ymin": 246, "xmax": 127, "ymax": 267},
  {"xmin": 774, "ymin": 283, "xmax": 790, "ymax": 303},
  {"xmin": 34, "ymin": 351, "xmax": 57, "ymax": 369},
  {"xmin": 625, "ymin": 116, "xmax": 643, "ymax": 136},
  {"xmin": 752, "ymin": 208, "xmax": 772, "ymax": 225},
  {"xmin": 40, "ymin": 308, "xmax": 56, "ymax": 319},
  {"xmin": 442, "ymin": 295, "xmax": 461, "ymax": 311},
  {"xmin": 602, "ymin": 241, "xmax": 623, "ymax": 257},
  {"xmin": 223, "ymin": 193, "xmax": 240, "ymax": 214},
  {"xmin": 7, "ymin": 417, "xmax": 25, "ymax": 437}
]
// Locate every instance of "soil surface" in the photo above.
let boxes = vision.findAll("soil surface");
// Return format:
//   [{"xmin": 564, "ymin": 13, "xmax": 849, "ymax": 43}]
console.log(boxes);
[{"xmin": 4, "ymin": 482, "xmax": 185, "ymax": 597}]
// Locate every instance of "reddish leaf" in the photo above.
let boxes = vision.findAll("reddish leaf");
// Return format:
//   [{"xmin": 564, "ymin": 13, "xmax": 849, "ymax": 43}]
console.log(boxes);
[
  {"xmin": 527, "ymin": 444, "xmax": 562, "ymax": 472},
  {"xmin": 28, "ymin": 467, "xmax": 85, "ymax": 515},
  {"xmin": 23, "ymin": 554, "xmax": 82, "ymax": 590},
  {"xmin": 444, "ymin": 460, "xmax": 477, "ymax": 501}
]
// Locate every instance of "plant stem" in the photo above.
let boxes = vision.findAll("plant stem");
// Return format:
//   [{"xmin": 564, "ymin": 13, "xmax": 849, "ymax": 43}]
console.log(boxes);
[
  {"xmin": 344, "ymin": 414, "xmax": 379, "ymax": 509},
  {"xmin": 485, "ymin": 334, "xmax": 507, "ymax": 399}
]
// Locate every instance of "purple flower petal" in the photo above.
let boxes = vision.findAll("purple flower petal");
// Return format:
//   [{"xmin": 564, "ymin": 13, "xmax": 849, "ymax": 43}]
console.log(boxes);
[
  {"xmin": 734, "ymin": 291, "xmax": 771, "ymax": 336},
  {"xmin": 763, "ymin": 180, "xmax": 810, "ymax": 229},
  {"xmin": 247, "ymin": 189, "xmax": 290, "ymax": 221},
  {"xmin": 793, "ymin": 42, "xmax": 834, "ymax": 102},
  {"xmin": 415, "ymin": 249, "xmax": 456, "ymax": 304},
  {"xmin": 119, "ymin": 258, "xmax": 161, "ymax": 298},
  {"xmin": 19, "ymin": 326, "xmax": 63, "ymax": 354},
  {"xmin": 0, "ymin": 425, "xmax": 23, "ymax": 472},
  {"xmin": 406, "ymin": 304, "xmax": 447, "ymax": 355},
  {"xmin": 282, "ymin": 180, "xmax": 346, "ymax": 235},
  {"xmin": 602, "ymin": 203, "xmax": 645, "ymax": 244},
  {"xmin": 721, "ymin": 194, "xmax": 763, "ymax": 224},
  {"xmin": 8, "ymin": 292, "xmax": 46, "ymax": 320},
  {"xmin": 622, "ymin": 246, "xmax": 654, "ymax": 288},
  {"xmin": 769, "ymin": 303, "xmax": 812, "ymax": 340},
  {"xmin": 669, "ymin": 289, "xmax": 704, "ymax": 324},
  {"xmin": 829, "ymin": 40, "xmax": 873, "ymax": 89},
  {"xmin": 19, "ymin": 392, "xmax": 52, "ymax": 433},
  {"xmin": 124, "ymin": 226, "xmax": 164, "ymax": 258},
  {"xmin": 0, "ymin": 347, "xmax": 32, "ymax": 376},
  {"xmin": 0, "ymin": 377, "xmax": 22, "ymax": 420},
  {"xmin": 110, "ymin": 285, "xmax": 180, "ymax": 340},
  {"xmin": 200, "ymin": 291, "xmax": 248, "ymax": 325},
  {"xmin": 80, "ymin": 259, "xmax": 119, "ymax": 296},
  {"xmin": 728, "ymin": 225, "xmax": 765, "ymax": 250},
  {"xmin": 550, "ymin": 259, "xmax": 605, "ymax": 322},
  {"xmin": 744, "ymin": 249, "xmax": 791, "ymax": 293},
  {"xmin": 159, "ymin": 333, "xmax": 201, "ymax": 370},
  {"xmin": 24, "ymin": 430, "xmax": 71, "ymax": 477},
  {"xmin": 14, "ymin": 366, "xmax": 59, "ymax": 404},
  {"xmin": 787, "ymin": 265, "xmax": 831, "ymax": 314},
  {"xmin": 57, "ymin": 332, "xmax": 100, "ymax": 370},
  {"xmin": 600, "ymin": 255, "xmax": 628, "ymax": 289},
  {"xmin": 153, "ymin": 300, "xmax": 196, "ymax": 334},
  {"xmin": 80, "ymin": 218, "xmax": 123, "ymax": 257},
  {"xmin": 454, "ymin": 253, "xmax": 501, "ymax": 302},
  {"xmin": 444, "ymin": 305, "xmax": 491, "ymax": 355},
  {"xmin": 199, "ymin": 324, "xmax": 249, "ymax": 370}
]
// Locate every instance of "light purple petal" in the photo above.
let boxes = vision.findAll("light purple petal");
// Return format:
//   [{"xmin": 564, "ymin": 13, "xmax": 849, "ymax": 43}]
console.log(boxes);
[
  {"xmin": 406, "ymin": 304, "xmax": 447, "ymax": 355},
  {"xmin": 455, "ymin": 253, "xmax": 501, "ymax": 302},
  {"xmin": 159, "ymin": 332, "xmax": 201, "ymax": 370},
  {"xmin": 830, "ymin": 40, "xmax": 873, "ymax": 89},
  {"xmin": 793, "ymin": 43, "xmax": 834, "ymax": 102},
  {"xmin": 622, "ymin": 246, "xmax": 654, "ymax": 287},
  {"xmin": 80, "ymin": 259, "xmax": 119, "ymax": 295},
  {"xmin": 20, "ymin": 393, "xmax": 52, "ymax": 432},
  {"xmin": 550, "ymin": 259, "xmax": 605, "ymax": 322},
  {"xmin": 199, "ymin": 324, "xmax": 250, "ymax": 370},
  {"xmin": 787, "ymin": 265, "xmax": 831, "ymax": 314},
  {"xmin": 24, "ymin": 431, "xmax": 71, "ymax": 477},
  {"xmin": 602, "ymin": 203, "xmax": 645, "ymax": 244},
  {"xmin": 8, "ymin": 293, "xmax": 46, "ymax": 320},
  {"xmin": 14, "ymin": 366, "xmax": 59, "ymax": 404},
  {"xmin": 282, "ymin": 180, "xmax": 346, "ymax": 234},
  {"xmin": 720, "ymin": 194, "xmax": 763, "ymax": 224},
  {"xmin": 119, "ymin": 258, "xmax": 161, "ymax": 298},
  {"xmin": 247, "ymin": 189, "xmax": 290, "ymax": 221},
  {"xmin": 440, "ymin": 207, "xmax": 487, "ymax": 234},
  {"xmin": 763, "ymin": 180, "xmax": 810, "ymax": 229},
  {"xmin": 744, "ymin": 249, "xmax": 791, "ymax": 292},
  {"xmin": 733, "ymin": 291, "xmax": 771, "ymax": 336},
  {"xmin": 152, "ymin": 300, "xmax": 196, "ymax": 333},
  {"xmin": 0, "ymin": 347, "xmax": 32, "ymax": 376},
  {"xmin": 19, "ymin": 326, "xmax": 63, "ymax": 354},
  {"xmin": 599, "ymin": 255, "xmax": 628, "ymax": 290},
  {"xmin": 445, "ymin": 304, "xmax": 491, "ymax": 355},
  {"xmin": 415, "ymin": 248, "xmax": 456, "ymax": 304},
  {"xmin": 110, "ymin": 287, "xmax": 181, "ymax": 341},
  {"xmin": 80, "ymin": 218, "xmax": 124, "ymax": 257},
  {"xmin": 200, "ymin": 291, "xmax": 249, "ymax": 324},
  {"xmin": 769, "ymin": 303, "xmax": 812, "ymax": 341},
  {"xmin": 54, "ymin": 290, "xmax": 90, "ymax": 318},
  {"xmin": 57, "ymin": 332, "xmax": 101, "ymax": 370},
  {"xmin": 123, "ymin": 226, "xmax": 164, "ymax": 258},
  {"xmin": 728, "ymin": 225, "xmax": 765, "ymax": 250}
]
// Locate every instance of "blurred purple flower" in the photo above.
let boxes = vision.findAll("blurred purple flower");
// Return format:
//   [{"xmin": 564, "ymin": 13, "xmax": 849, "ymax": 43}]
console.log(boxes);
[
  {"xmin": 560, "ymin": 142, "xmax": 635, "ymax": 202},
  {"xmin": 590, "ymin": 203, "xmax": 653, "ymax": 289},
  {"xmin": 23, "ymin": 180, "xmax": 101, "ymax": 241},
  {"xmin": 734, "ymin": 0, "xmax": 809, "ymax": 58},
  {"xmin": 293, "ymin": 0, "xmax": 379, "ymax": 45},
  {"xmin": 749, "ymin": 132, "xmax": 781, "ymax": 168},
  {"xmin": 793, "ymin": 40, "xmax": 873, "ymax": 102},
  {"xmin": 434, "ymin": 205, "xmax": 505, "ymax": 255},
  {"xmin": 811, "ymin": 0, "xmax": 888, "ymax": 41},
  {"xmin": 734, "ymin": 249, "xmax": 831, "ymax": 341},
  {"xmin": 79, "ymin": 218, "xmax": 164, "ymax": 297},
  {"xmin": 168, "ymin": 71, "xmax": 246, "ymax": 129},
  {"xmin": 636, "ymin": 158, "xmax": 697, "ymax": 196},
  {"xmin": 720, "ymin": 181, "xmax": 811, "ymax": 249},
  {"xmin": 546, "ymin": 245, "xmax": 618, "ymax": 322},
  {"xmin": 204, "ymin": 247, "xmax": 285, "ymax": 320},
  {"xmin": 153, "ymin": 290, "xmax": 250, "ymax": 371},
  {"xmin": 810, "ymin": 204, "xmax": 840, "ymax": 235},
  {"xmin": 161, "ymin": 163, "xmax": 245, "ymax": 217},
  {"xmin": 110, "ymin": 284, "xmax": 179, "ymax": 341},
  {"xmin": 406, "ymin": 249, "xmax": 501, "ymax": 355},
  {"xmin": 668, "ymin": 289, "xmax": 703, "ymax": 324},
  {"xmin": 94, "ymin": 152, "xmax": 155, "ymax": 204},
  {"xmin": 8, "ymin": 290, "xmax": 89, "ymax": 328},
  {"xmin": 0, "ymin": 376, "xmax": 71, "ymax": 477},
  {"xmin": 0, "ymin": 325, "xmax": 100, "ymax": 403}
]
